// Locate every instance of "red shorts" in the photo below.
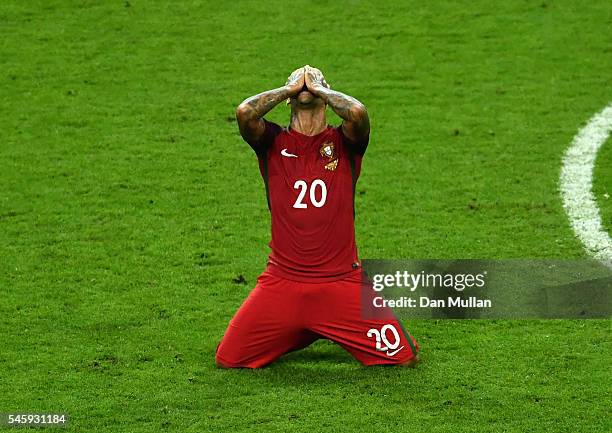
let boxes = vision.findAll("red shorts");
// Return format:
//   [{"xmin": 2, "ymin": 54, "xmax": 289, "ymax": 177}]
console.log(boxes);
[{"xmin": 216, "ymin": 270, "xmax": 419, "ymax": 368}]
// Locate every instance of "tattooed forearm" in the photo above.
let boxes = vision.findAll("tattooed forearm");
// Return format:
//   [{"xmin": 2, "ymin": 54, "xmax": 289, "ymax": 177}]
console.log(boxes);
[
  {"xmin": 317, "ymin": 88, "xmax": 362, "ymax": 120},
  {"xmin": 315, "ymin": 87, "xmax": 370, "ymax": 137},
  {"xmin": 238, "ymin": 86, "xmax": 293, "ymax": 121}
]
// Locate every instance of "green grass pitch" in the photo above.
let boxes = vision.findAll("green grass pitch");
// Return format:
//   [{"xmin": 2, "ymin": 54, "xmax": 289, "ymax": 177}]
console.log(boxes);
[{"xmin": 1, "ymin": 1, "xmax": 610, "ymax": 432}]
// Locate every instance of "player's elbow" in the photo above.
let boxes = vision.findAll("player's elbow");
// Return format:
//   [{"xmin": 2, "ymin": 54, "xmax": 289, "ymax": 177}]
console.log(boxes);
[
  {"xmin": 349, "ymin": 102, "xmax": 368, "ymax": 123},
  {"xmin": 236, "ymin": 103, "xmax": 254, "ymax": 123}
]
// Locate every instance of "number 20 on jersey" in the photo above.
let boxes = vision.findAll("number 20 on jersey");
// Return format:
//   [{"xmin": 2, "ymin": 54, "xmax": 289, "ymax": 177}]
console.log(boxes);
[{"xmin": 293, "ymin": 179, "xmax": 327, "ymax": 209}]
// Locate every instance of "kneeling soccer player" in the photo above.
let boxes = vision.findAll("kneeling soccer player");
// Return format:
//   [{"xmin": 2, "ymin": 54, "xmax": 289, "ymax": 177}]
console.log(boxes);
[{"xmin": 216, "ymin": 66, "xmax": 419, "ymax": 368}]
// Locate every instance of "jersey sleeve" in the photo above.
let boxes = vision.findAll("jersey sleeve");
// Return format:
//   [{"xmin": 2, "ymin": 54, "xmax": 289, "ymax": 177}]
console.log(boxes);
[
  {"xmin": 245, "ymin": 120, "xmax": 282, "ymax": 156},
  {"xmin": 338, "ymin": 125, "xmax": 369, "ymax": 156}
]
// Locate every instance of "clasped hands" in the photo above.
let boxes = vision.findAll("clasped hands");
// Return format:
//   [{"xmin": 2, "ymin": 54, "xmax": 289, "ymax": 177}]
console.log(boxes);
[{"xmin": 285, "ymin": 65, "xmax": 330, "ymax": 97}]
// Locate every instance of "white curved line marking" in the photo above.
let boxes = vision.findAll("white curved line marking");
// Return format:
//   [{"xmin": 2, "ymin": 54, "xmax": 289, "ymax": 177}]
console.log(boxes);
[{"xmin": 560, "ymin": 104, "xmax": 612, "ymax": 266}]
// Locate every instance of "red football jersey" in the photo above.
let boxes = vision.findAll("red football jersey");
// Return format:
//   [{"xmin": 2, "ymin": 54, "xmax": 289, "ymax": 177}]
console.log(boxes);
[{"xmin": 247, "ymin": 121, "xmax": 369, "ymax": 282}]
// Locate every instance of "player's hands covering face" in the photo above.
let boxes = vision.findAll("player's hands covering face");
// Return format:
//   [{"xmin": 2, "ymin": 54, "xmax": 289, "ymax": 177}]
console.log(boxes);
[
  {"xmin": 304, "ymin": 65, "xmax": 329, "ymax": 95},
  {"xmin": 285, "ymin": 67, "xmax": 306, "ymax": 96}
]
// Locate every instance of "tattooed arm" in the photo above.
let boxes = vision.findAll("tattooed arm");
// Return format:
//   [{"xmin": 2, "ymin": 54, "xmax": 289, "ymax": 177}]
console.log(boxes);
[
  {"xmin": 305, "ymin": 66, "xmax": 370, "ymax": 146},
  {"xmin": 236, "ymin": 68, "xmax": 304, "ymax": 144}
]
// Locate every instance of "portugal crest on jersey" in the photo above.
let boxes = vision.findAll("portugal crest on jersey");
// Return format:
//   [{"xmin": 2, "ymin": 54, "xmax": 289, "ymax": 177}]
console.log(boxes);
[
  {"xmin": 320, "ymin": 142, "xmax": 334, "ymax": 159},
  {"xmin": 319, "ymin": 142, "xmax": 338, "ymax": 171}
]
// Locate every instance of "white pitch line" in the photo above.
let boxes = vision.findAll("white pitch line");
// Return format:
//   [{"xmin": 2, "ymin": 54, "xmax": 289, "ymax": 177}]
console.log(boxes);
[{"xmin": 560, "ymin": 104, "xmax": 612, "ymax": 267}]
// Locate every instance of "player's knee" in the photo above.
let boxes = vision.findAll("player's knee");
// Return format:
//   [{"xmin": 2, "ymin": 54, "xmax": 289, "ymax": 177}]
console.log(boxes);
[
  {"xmin": 215, "ymin": 352, "xmax": 245, "ymax": 368},
  {"xmin": 215, "ymin": 356, "xmax": 235, "ymax": 369},
  {"xmin": 215, "ymin": 342, "xmax": 260, "ymax": 369},
  {"xmin": 215, "ymin": 354, "xmax": 264, "ymax": 369},
  {"xmin": 215, "ymin": 342, "xmax": 238, "ymax": 368},
  {"xmin": 215, "ymin": 349, "xmax": 232, "ymax": 368},
  {"xmin": 399, "ymin": 354, "xmax": 420, "ymax": 368}
]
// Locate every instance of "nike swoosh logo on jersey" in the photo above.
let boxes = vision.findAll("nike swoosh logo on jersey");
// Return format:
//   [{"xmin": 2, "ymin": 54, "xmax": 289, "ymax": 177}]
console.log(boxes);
[
  {"xmin": 385, "ymin": 346, "xmax": 404, "ymax": 357},
  {"xmin": 281, "ymin": 148, "xmax": 298, "ymax": 158}
]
